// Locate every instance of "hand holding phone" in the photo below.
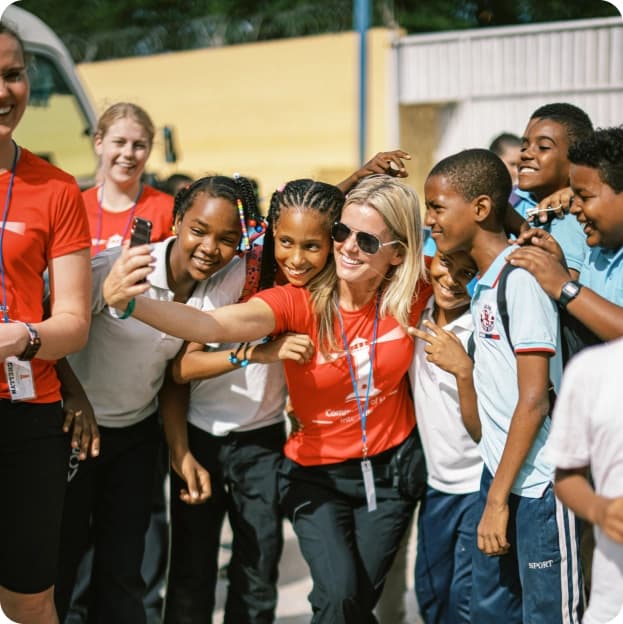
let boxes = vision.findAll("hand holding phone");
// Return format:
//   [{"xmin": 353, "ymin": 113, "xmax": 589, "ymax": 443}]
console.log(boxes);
[{"xmin": 129, "ymin": 217, "xmax": 152, "ymax": 247}]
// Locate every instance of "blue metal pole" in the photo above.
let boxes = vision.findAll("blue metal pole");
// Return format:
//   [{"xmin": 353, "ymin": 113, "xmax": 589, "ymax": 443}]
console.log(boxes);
[{"xmin": 354, "ymin": 0, "xmax": 371, "ymax": 166}]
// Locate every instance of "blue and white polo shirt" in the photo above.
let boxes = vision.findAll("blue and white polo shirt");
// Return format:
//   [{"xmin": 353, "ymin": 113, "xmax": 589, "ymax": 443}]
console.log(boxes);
[{"xmin": 471, "ymin": 245, "xmax": 562, "ymax": 498}]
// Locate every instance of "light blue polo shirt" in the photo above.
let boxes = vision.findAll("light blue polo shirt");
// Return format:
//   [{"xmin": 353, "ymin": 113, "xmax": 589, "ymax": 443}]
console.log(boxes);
[
  {"xmin": 471, "ymin": 246, "xmax": 562, "ymax": 498},
  {"xmin": 511, "ymin": 187, "xmax": 588, "ymax": 272},
  {"xmin": 579, "ymin": 245, "xmax": 623, "ymax": 305}
]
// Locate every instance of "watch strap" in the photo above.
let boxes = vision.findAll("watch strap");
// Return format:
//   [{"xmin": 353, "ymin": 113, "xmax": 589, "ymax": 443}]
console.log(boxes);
[
  {"xmin": 558, "ymin": 280, "xmax": 582, "ymax": 309},
  {"xmin": 17, "ymin": 322, "xmax": 41, "ymax": 361}
]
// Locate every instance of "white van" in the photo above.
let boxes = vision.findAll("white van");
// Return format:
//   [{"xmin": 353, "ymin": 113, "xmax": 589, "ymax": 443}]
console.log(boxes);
[{"xmin": 2, "ymin": 4, "xmax": 97, "ymax": 186}]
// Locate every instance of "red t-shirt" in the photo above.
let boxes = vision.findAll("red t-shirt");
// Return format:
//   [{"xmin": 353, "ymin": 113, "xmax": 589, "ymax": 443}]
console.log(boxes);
[
  {"xmin": 83, "ymin": 185, "xmax": 174, "ymax": 255},
  {"xmin": 0, "ymin": 148, "xmax": 91, "ymax": 402},
  {"xmin": 255, "ymin": 280, "xmax": 432, "ymax": 465}
]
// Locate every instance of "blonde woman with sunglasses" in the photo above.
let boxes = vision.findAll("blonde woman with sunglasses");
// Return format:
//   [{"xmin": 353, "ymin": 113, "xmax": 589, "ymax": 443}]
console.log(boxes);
[{"xmin": 103, "ymin": 174, "xmax": 431, "ymax": 624}]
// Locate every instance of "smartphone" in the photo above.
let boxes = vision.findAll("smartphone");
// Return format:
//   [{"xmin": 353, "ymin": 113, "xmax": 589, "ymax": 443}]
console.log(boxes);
[{"xmin": 129, "ymin": 217, "xmax": 152, "ymax": 247}]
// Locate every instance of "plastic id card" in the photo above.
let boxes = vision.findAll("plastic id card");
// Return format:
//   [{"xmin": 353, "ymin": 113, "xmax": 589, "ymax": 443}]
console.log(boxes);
[
  {"xmin": 361, "ymin": 459, "xmax": 377, "ymax": 512},
  {"xmin": 4, "ymin": 356, "xmax": 36, "ymax": 401}
]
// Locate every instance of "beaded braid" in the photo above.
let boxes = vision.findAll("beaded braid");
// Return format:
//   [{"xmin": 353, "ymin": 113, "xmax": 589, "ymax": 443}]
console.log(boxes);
[
  {"xmin": 233, "ymin": 173, "xmax": 265, "ymax": 252},
  {"xmin": 258, "ymin": 179, "xmax": 345, "ymax": 292}
]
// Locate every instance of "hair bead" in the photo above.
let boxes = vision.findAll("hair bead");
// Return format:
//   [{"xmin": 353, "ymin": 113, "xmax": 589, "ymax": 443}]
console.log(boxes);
[{"xmin": 237, "ymin": 198, "xmax": 251, "ymax": 251}]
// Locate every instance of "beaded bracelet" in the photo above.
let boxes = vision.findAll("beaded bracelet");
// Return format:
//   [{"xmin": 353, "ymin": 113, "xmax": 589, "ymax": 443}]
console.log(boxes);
[
  {"xmin": 119, "ymin": 298, "xmax": 136, "ymax": 320},
  {"xmin": 228, "ymin": 342, "xmax": 246, "ymax": 366},
  {"xmin": 240, "ymin": 342, "xmax": 251, "ymax": 367}
]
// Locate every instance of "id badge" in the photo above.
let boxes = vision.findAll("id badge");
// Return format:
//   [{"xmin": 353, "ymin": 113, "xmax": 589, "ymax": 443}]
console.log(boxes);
[
  {"xmin": 4, "ymin": 356, "xmax": 36, "ymax": 401},
  {"xmin": 361, "ymin": 459, "xmax": 377, "ymax": 512}
]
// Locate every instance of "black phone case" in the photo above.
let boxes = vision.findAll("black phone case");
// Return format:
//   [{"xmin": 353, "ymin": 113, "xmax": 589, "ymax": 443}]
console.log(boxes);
[{"xmin": 129, "ymin": 217, "xmax": 152, "ymax": 247}]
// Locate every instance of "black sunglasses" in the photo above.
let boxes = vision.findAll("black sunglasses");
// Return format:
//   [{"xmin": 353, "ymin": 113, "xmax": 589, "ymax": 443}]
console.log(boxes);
[{"xmin": 331, "ymin": 221, "xmax": 399, "ymax": 255}]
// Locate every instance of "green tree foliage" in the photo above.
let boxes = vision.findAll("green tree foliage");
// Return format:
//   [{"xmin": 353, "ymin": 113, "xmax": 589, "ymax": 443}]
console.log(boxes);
[{"xmin": 17, "ymin": 0, "xmax": 620, "ymax": 62}]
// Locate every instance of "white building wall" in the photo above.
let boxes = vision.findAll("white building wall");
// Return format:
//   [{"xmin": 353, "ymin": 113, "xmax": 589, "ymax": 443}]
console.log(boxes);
[{"xmin": 395, "ymin": 17, "xmax": 623, "ymax": 160}]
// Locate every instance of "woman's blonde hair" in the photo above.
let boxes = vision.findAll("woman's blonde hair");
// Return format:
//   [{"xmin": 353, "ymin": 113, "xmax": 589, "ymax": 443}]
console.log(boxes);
[
  {"xmin": 310, "ymin": 174, "xmax": 427, "ymax": 354},
  {"xmin": 95, "ymin": 102, "xmax": 155, "ymax": 147}
]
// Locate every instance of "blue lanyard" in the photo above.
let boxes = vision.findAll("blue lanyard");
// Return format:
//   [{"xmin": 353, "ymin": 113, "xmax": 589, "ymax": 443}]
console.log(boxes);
[
  {"xmin": 0, "ymin": 141, "xmax": 20, "ymax": 323},
  {"xmin": 336, "ymin": 290, "xmax": 380, "ymax": 459}
]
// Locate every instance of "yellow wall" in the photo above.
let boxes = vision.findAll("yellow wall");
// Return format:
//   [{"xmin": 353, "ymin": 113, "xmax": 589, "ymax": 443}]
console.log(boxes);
[{"xmin": 78, "ymin": 28, "xmax": 402, "ymax": 205}]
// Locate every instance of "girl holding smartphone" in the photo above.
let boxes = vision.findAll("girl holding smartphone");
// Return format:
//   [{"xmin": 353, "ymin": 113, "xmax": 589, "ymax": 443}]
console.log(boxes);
[{"xmin": 54, "ymin": 175, "xmax": 264, "ymax": 624}]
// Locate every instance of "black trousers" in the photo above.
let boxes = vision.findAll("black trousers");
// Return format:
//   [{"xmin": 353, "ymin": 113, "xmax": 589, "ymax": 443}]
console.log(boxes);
[
  {"xmin": 0, "ymin": 400, "xmax": 67, "ymax": 594},
  {"xmin": 55, "ymin": 413, "xmax": 160, "ymax": 624},
  {"xmin": 163, "ymin": 421, "xmax": 286, "ymax": 624},
  {"xmin": 279, "ymin": 446, "xmax": 416, "ymax": 624}
]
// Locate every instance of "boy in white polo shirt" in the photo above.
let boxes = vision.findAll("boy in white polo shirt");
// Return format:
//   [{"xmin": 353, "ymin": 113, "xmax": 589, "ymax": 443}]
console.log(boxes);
[
  {"xmin": 409, "ymin": 249, "xmax": 482, "ymax": 623},
  {"xmin": 424, "ymin": 148, "xmax": 583, "ymax": 623}
]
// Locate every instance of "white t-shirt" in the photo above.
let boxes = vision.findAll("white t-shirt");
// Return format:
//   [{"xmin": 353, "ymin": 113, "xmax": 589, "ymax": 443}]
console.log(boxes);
[
  {"xmin": 188, "ymin": 357, "xmax": 286, "ymax": 436},
  {"xmin": 546, "ymin": 338, "xmax": 623, "ymax": 624},
  {"xmin": 409, "ymin": 297, "xmax": 482, "ymax": 494},
  {"xmin": 68, "ymin": 239, "xmax": 244, "ymax": 428},
  {"xmin": 186, "ymin": 257, "xmax": 287, "ymax": 435}
]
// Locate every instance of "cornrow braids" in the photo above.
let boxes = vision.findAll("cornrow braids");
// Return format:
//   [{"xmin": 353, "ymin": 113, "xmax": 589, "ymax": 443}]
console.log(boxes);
[
  {"xmin": 258, "ymin": 179, "xmax": 345, "ymax": 291},
  {"xmin": 233, "ymin": 173, "xmax": 265, "ymax": 252},
  {"xmin": 173, "ymin": 174, "xmax": 264, "ymax": 253}
]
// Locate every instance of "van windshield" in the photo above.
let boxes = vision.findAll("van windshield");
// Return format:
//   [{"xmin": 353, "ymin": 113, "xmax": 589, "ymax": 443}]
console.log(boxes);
[{"xmin": 14, "ymin": 53, "xmax": 97, "ymax": 188}]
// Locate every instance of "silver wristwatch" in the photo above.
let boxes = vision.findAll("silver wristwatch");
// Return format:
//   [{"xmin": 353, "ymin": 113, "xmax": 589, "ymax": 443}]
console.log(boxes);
[{"xmin": 558, "ymin": 280, "xmax": 582, "ymax": 309}]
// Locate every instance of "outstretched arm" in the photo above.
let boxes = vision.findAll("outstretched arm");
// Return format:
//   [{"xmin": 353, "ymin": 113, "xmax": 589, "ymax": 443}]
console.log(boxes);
[
  {"xmin": 103, "ymin": 245, "xmax": 277, "ymax": 344},
  {"xmin": 337, "ymin": 150, "xmax": 410, "ymax": 194},
  {"xmin": 172, "ymin": 333, "xmax": 314, "ymax": 383}
]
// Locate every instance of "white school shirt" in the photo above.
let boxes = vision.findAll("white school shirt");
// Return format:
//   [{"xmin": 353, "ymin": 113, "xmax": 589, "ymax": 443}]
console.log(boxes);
[
  {"xmin": 471, "ymin": 246, "xmax": 562, "ymax": 498},
  {"xmin": 68, "ymin": 238, "xmax": 244, "ymax": 428},
  {"xmin": 186, "ymin": 258, "xmax": 286, "ymax": 435},
  {"xmin": 409, "ymin": 297, "xmax": 482, "ymax": 494},
  {"xmin": 546, "ymin": 338, "xmax": 623, "ymax": 624}
]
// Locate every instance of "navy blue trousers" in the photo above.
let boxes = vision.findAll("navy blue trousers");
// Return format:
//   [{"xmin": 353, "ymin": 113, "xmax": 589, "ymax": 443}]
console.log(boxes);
[
  {"xmin": 470, "ymin": 467, "xmax": 584, "ymax": 624},
  {"xmin": 415, "ymin": 486, "xmax": 479, "ymax": 623}
]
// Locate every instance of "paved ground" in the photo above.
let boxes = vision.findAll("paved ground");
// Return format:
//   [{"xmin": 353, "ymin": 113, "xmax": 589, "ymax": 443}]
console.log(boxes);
[
  {"xmin": 213, "ymin": 518, "xmax": 423, "ymax": 624},
  {"xmin": 0, "ymin": 516, "xmax": 422, "ymax": 624}
]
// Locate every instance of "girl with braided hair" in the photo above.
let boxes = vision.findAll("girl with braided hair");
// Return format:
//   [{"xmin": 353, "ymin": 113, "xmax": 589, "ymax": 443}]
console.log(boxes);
[
  {"xmin": 163, "ymin": 178, "xmax": 344, "ymax": 623},
  {"xmin": 104, "ymin": 173, "xmax": 432, "ymax": 624},
  {"xmin": 54, "ymin": 174, "xmax": 264, "ymax": 624}
]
